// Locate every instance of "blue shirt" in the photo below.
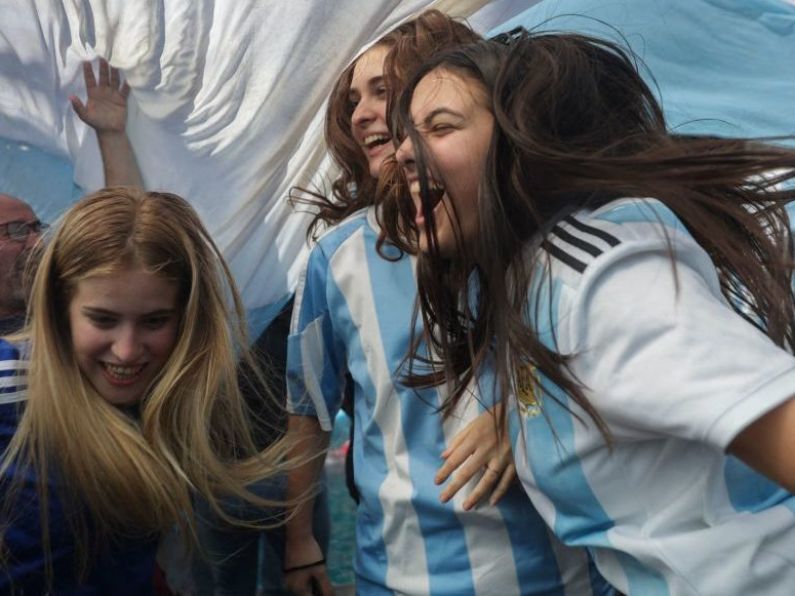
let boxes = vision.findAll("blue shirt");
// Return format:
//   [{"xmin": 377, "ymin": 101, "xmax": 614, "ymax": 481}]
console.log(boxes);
[{"xmin": 0, "ymin": 339, "xmax": 157, "ymax": 595}]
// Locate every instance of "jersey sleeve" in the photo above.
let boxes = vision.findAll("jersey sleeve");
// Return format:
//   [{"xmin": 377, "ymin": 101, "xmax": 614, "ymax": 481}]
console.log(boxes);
[
  {"xmin": 286, "ymin": 244, "xmax": 347, "ymax": 431},
  {"xmin": 565, "ymin": 232, "xmax": 795, "ymax": 449},
  {"xmin": 0, "ymin": 338, "xmax": 27, "ymax": 406}
]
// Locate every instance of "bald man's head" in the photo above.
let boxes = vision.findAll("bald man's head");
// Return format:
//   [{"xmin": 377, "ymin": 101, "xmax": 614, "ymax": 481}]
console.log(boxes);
[{"xmin": 0, "ymin": 193, "xmax": 40, "ymax": 319}]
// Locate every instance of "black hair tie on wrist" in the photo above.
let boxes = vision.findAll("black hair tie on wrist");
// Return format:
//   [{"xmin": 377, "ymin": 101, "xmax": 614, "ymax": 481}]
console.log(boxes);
[{"xmin": 283, "ymin": 557, "xmax": 326, "ymax": 574}]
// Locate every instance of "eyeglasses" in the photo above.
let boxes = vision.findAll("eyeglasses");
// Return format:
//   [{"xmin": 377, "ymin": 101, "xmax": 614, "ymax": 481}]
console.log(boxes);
[
  {"xmin": 0, "ymin": 220, "xmax": 49, "ymax": 242},
  {"xmin": 489, "ymin": 26, "xmax": 526, "ymax": 46}
]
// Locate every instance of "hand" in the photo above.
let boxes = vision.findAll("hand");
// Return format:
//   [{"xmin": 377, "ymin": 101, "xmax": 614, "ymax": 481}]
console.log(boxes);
[
  {"xmin": 284, "ymin": 535, "xmax": 333, "ymax": 596},
  {"xmin": 70, "ymin": 58, "xmax": 130, "ymax": 133},
  {"xmin": 436, "ymin": 406, "xmax": 516, "ymax": 510}
]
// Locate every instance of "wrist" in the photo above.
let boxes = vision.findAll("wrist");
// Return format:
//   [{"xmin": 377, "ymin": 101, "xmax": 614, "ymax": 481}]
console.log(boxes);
[
  {"xmin": 285, "ymin": 520, "xmax": 314, "ymax": 544},
  {"xmin": 96, "ymin": 129, "xmax": 129, "ymax": 144}
]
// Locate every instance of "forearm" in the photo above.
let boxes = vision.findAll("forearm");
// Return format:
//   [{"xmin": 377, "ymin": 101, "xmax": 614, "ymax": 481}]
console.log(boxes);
[
  {"xmin": 285, "ymin": 414, "xmax": 330, "ymax": 544},
  {"xmin": 96, "ymin": 131, "xmax": 144, "ymax": 188}
]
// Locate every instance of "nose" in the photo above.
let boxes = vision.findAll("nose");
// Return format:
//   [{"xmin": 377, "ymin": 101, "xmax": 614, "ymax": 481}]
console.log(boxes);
[
  {"xmin": 351, "ymin": 96, "xmax": 377, "ymax": 129},
  {"xmin": 111, "ymin": 325, "xmax": 144, "ymax": 363},
  {"xmin": 395, "ymin": 135, "xmax": 415, "ymax": 170}
]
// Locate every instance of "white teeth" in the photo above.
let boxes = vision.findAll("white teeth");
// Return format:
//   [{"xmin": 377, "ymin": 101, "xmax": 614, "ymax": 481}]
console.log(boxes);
[
  {"xmin": 103, "ymin": 363, "xmax": 145, "ymax": 379},
  {"xmin": 363, "ymin": 134, "xmax": 390, "ymax": 148},
  {"xmin": 409, "ymin": 180, "xmax": 444, "ymax": 194}
]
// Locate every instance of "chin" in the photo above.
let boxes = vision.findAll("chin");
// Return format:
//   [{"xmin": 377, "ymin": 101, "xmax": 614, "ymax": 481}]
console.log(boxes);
[{"xmin": 103, "ymin": 394, "xmax": 142, "ymax": 407}]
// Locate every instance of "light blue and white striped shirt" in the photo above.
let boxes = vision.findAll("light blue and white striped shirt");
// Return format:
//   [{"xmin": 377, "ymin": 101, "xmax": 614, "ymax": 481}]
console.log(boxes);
[
  {"xmin": 512, "ymin": 198, "xmax": 795, "ymax": 595},
  {"xmin": 288, "ymin": 207, "xmax": 612, "ymax": 595}
]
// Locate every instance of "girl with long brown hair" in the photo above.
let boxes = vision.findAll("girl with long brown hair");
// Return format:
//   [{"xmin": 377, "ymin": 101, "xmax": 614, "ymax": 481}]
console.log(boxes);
[
  {"xmin": 395, "ymin": 32, "xmax": 795, "ymax": 594},
  {"xmin": 285, "ymin": 12, "xmax": 611, "ymax": 596},
  {"xmin": 0, "ymin": 188, "xmax": 289, "ymax": 594}
]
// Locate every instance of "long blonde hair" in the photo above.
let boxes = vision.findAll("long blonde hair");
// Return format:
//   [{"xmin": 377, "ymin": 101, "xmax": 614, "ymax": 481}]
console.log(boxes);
[{"xmin": 1, "ymin": 188, "xmax": 290, "ymax": 579}]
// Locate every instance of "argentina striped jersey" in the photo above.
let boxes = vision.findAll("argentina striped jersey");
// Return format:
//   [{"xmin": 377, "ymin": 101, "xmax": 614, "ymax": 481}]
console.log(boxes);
[
  {"xmin": 510, "ymin": 198, "xmax": 795, "ymax": 595},
  {"xmin": 287, "ymin": 207, "xmax": 612, "ymax": 595}
]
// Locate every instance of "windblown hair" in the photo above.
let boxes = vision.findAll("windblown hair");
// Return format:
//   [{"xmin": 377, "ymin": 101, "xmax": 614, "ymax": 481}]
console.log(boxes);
[
  {"xmin": 397, "ymin": 33, "xmax": 795, "ymax": 437},
  {"xmin": 295, "ymin": 9, "xmax": 479, "ymax": 246},
  {"xmin": 0, "ymin": 188, "xmax": 290, "ymax": 583}
]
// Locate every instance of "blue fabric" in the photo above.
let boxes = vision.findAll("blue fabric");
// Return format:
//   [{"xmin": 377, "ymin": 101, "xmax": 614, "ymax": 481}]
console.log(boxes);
[
  {"xmin": 490, "ymin": 0, "xmax": 795, "ymax": 142},
  {"xmin": 0, "ymin": 137, "xmax": 83, "ymax": 223}
]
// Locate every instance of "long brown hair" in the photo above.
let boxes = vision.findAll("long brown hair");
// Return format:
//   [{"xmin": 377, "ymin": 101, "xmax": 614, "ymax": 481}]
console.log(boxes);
[
  {"xmin": 294, "ymin": 10, "xmax": 479, "ymax": 246},
  {"xmin": 396, "ymin": 33, "xmax": 795, "ymax": 438}
]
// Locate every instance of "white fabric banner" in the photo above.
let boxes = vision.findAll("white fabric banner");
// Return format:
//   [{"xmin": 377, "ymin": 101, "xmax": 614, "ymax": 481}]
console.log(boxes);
[{"xmin": 0, "ymin": 0, "xmax": 502, "ymax": 323}]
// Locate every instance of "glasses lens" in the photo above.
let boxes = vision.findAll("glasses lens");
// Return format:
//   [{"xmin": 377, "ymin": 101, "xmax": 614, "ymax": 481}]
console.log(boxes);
[{"xmin": 5, "ymin": 221, "xmax": 43, "ymax": 241}]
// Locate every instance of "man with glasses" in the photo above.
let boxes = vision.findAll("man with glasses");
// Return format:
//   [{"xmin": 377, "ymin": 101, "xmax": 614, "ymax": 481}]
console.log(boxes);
[{"xmin": 0, "ymin": 193, "xmax": 46, "ymax": 335}]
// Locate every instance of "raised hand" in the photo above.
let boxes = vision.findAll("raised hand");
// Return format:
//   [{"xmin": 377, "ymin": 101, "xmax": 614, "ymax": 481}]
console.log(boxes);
[
  {"xmin": 69, "ymin": 58, "xmax": 143, "ymax": 187},
  {"xmin": 70, "ymin": 58, "xmax": 130, "ymax": 133}
]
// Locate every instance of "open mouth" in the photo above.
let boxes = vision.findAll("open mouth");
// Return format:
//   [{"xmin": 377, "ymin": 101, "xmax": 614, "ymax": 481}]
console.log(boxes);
[
  {"xmin": 362, "ymin": 133, "xmax": 392, "ymax": 151},
  {"xmin": 409, "ymin": 178, "xmax": 445, "ymax": 227},
  {"xmin": 409, "ymin": 179, "xmax": 446, "ymax": 215},
  {"xmin": 101, "ymin": 362, "xmax": 146, "ymax": 383}
]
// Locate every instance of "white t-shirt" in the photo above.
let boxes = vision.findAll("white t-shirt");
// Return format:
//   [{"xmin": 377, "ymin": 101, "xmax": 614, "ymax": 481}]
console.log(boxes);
[{"xmin": 511, "ymin": 197, "xmax": 795, "ymax": 595}]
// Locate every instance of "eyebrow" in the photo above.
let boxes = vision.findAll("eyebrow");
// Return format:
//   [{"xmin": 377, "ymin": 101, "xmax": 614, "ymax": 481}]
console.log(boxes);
[
  {"xmin": 416, "ymin": 107, "xmax": 465, "ymax": 128},
  {"xmin": 81, "ymin": 307, "xmax": 176, "ymax": 317},
  {"xmin": 349, "ymin": 75, "xmax": 385, "ymax": 99}
]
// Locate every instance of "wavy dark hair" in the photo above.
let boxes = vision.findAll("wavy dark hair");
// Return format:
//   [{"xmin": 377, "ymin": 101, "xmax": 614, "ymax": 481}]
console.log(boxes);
[
  {"xmin": 293, "ymin": 10, "xmax": 479, "ymax": 248},
  {"xmin": 396, "ymin": 33, "xmax": 795, "ymax": 439}
]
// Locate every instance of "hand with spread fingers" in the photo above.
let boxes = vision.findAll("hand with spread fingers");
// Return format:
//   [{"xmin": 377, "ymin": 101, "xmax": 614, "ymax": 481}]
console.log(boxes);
[
  {"xmin": 70, "ymin": 58, "xmax": 130, "ymax": 134},
  {"xmin": 436, "ymin": 405, "xmax": 516, "ymax": 510},
  {"xmin": 69, "ymin": 58, "xmax": 143, "ymax": 187}
]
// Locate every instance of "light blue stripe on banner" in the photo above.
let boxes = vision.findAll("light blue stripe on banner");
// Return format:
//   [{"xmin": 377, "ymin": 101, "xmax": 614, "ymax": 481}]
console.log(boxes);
[
  {"xmin": 0, "ymin": 137, "xmax": 83, "ymax": 222},
  {"xmin": 488, "ymin": 0, "xmax": 795, "ymax": 143}
]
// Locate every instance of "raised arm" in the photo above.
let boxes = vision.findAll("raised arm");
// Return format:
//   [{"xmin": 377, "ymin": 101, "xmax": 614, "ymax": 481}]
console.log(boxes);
[{"xmin": 70, "ymin": 58, "xmax": 144, "ymax": 187}]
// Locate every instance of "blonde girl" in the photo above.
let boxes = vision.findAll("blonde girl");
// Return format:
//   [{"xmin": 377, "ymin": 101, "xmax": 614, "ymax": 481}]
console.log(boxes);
[{"xmin": 0, "ymin": 188, "xmax": 287, "ymax": 593}]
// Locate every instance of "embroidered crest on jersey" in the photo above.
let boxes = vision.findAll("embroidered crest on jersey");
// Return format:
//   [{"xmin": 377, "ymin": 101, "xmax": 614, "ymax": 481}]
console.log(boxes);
[{"xmin": 516, "ymin": 364, "xmax": 541, "ymax": 418}]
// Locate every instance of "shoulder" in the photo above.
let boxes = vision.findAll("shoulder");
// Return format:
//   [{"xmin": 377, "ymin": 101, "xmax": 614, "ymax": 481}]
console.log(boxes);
[
  {"xmin": 312, "ymin": 208, "xmax": 371, "ymax": 258},
  {"xmin": 544, "ymin": 198, "xmax": 687, "ymax": 268},
  {"xmin": 531, "ymin": 198, "xmax": 722, "ymax": 348},
  {"xmin": 540, "ymin": 198, "xmax": 712, "ymax": 289}
]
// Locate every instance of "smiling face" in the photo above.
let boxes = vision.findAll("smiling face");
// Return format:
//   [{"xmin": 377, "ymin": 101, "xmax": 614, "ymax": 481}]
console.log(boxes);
[
  {"xmin": 68, "ymin": 266, "xmax": 180, "ymax": 406},
  {"xmin": 397, "ymin": 68, "xmax": 494, "ymax": 256},
  {"xmin": 349, "ymin": 44, "xmax": 394, "ymax": 178}
]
